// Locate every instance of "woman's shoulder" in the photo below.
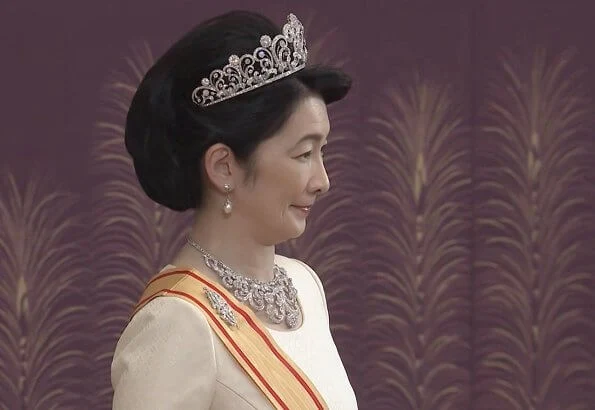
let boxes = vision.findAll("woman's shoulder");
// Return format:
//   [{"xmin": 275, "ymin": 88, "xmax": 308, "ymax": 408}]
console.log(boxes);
[
  {"xmin": 111, "ymin": 296, "xmax": 218, "ymax": 408},
  {"xmin": 113, "ymin": 295, "xmax": 216, "ymax": 362},
  {"xmin": 124, "ymin": 264, "xmax": 215, "ymax": 338}
]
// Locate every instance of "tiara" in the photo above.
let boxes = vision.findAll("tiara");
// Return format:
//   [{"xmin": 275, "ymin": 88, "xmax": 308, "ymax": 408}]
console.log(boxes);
[{"xmin": 191, "ymin": 13, "xmax": 308, "ymax": 107}]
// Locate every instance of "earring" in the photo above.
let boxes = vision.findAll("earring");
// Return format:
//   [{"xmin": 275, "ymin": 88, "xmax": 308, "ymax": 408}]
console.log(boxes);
[{"xmin": 223, "ymin": 183, "xmax": 233, "ymax": 215}]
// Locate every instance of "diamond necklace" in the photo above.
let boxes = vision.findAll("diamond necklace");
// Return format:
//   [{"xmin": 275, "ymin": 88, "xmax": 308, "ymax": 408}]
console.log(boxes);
[{"xmin": 186, "ymin": 236, "xmax": 301, "ymax": 328}]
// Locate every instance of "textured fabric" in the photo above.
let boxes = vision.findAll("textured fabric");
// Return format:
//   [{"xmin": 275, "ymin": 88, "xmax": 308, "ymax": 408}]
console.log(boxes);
[
  {"xmin": 130, "ymin": 268, "xmax": 329, "ymax": 409},
  {"xmin": 111, "ymin": 255, "xmax": 359, "ymax": 409}
]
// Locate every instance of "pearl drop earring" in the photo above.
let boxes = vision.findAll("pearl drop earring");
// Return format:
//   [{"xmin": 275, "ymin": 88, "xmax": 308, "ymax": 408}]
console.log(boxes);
[{"xmin": 223, "ymin": 183, "xmax": 233, "ymax": 215}]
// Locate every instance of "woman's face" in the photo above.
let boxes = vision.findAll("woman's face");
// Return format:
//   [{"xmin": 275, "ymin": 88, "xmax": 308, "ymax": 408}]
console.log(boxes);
[{"xmin": 235, "ymin": 94, "xmax": 331, "ymax": 245}]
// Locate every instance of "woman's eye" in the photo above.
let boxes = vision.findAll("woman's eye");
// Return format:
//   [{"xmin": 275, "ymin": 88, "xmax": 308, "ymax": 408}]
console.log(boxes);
[{"xmin": 298, "ymin": 146, "xmax": 326, "ymax": 160}]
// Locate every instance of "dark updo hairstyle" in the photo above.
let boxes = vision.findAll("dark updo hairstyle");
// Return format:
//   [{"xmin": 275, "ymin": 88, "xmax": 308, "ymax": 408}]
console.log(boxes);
[{"xmin": 125, "ymin": 10, "xmax": 352, "ymax": 212}]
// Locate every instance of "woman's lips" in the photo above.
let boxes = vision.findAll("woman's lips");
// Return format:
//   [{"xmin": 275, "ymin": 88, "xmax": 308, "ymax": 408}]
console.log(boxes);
[{"xmin": 292, "ymin": 205, "xmax": 311, "ymax": 214}]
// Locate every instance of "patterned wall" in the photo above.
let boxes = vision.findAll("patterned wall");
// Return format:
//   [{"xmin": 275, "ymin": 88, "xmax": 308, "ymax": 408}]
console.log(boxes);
[{"xmin": 1, "ymin": 1, "xmax": 595, "ymax": 409}]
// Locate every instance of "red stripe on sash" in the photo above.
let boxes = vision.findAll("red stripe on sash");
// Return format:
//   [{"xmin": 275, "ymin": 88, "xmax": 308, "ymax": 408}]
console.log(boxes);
[
  {"xmin": 143, "ymin": 270, "xmax": 325, "ymax": 409},
  {"xmin": 137, "ymin": 289, "xmax": 289, "ymax": 410}
]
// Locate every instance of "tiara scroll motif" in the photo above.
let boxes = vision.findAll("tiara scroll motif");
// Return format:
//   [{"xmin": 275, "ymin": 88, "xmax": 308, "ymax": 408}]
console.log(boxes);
[{"xmin": 191, "ymin": 13, "xmax": 308, "ymax": 107}]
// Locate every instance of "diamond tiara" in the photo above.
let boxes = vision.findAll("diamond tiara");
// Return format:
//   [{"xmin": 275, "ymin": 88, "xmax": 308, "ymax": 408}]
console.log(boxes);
[{"xmin": 191, "ymin": 13, "xmax": 308, "ymax": 108}]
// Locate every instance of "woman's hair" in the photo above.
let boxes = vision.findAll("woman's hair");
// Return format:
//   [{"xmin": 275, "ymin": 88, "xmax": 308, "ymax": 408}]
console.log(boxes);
[{"xmin": 125, "ymin": 10, "xmax": 352, "ymax": 212}]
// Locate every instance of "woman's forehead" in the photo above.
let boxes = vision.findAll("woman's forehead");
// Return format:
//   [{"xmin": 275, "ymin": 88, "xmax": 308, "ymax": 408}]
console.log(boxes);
[{"xmin": 277, "ymin": 96, "xmax": 330, "ymax": 143}]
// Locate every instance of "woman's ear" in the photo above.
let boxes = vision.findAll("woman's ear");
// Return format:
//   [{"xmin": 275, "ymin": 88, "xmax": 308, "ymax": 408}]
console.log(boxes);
[{"xmin": 203, "ymin": 143, "xmax": 234, "ymax": 191}]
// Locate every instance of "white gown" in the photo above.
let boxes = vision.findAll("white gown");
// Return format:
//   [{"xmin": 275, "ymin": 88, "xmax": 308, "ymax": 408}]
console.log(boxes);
[{"xmin": 111, "ymin": 254, "xmax": 359, "ymax": 409}]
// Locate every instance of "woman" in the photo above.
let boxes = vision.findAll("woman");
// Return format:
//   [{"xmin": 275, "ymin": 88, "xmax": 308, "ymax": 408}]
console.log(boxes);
[{"xmin": 111, "ymin": 10, "xmax": 357, "ymax": 409}]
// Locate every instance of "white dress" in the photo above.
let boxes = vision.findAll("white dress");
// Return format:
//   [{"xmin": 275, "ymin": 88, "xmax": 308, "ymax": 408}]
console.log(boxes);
[{"xmin": 111, "ymin": 254, "xmax": 359, "ymax": 409}]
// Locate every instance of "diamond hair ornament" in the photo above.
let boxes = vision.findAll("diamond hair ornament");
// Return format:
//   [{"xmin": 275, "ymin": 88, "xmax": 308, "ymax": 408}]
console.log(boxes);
[{"xmin": 191, "ymin": 13, "xmax": 308, "ymax": 108}]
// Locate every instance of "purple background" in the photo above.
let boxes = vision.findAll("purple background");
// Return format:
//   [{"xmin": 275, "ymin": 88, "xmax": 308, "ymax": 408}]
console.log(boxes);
[{"xmin": 2, "ymin": 1, "xmax": 595, "ymax": 409}]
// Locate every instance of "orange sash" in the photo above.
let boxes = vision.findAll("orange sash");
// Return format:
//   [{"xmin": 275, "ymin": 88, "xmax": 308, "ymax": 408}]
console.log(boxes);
[{"xmin": 131, "ymin": 267, "xmax": 328, "ymax": 410}]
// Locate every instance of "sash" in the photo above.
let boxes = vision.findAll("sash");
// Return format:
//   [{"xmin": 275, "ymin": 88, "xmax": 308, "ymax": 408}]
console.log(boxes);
[{"xmin": 131, "ymin": 267, "xmax": 328, "ymax": 410}]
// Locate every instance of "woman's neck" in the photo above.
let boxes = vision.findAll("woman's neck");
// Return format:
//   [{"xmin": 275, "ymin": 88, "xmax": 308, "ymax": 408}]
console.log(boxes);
[{"xmin": 173, "ymin": 208, "xmax": 276, "ymax": 282}]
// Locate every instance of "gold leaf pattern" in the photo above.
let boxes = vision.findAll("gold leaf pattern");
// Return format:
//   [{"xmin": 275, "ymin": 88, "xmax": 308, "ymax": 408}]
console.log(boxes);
[
  {"xmin": 473, "ymin": 47, "xmax": 595, "ymax": 409},
  {"xmin": 89, "ymin": 42, "xmax": 193, "ymax": 409},
  {"xmin": 0, "ymin": 171, "xmax": 89, "ymax": 409},
  {"xmin": 362, "ymin": 74, "xmax": 472, "ymax": 409}
]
